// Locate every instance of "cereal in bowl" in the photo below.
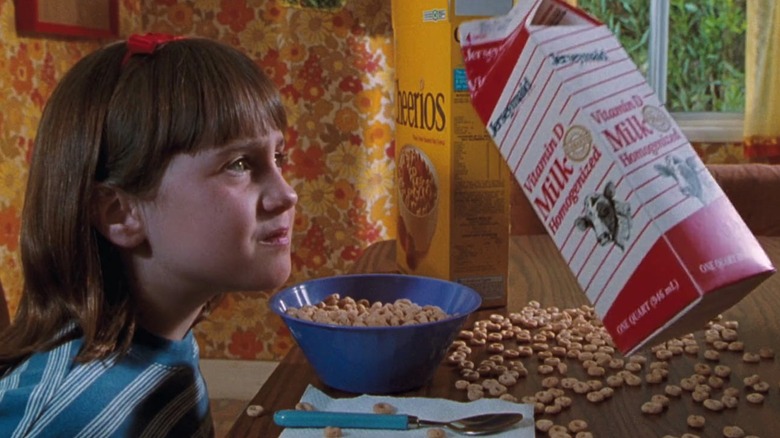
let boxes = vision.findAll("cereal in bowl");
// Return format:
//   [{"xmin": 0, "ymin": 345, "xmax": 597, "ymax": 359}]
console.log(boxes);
[{"xmin": 284, "ymin": 293, "xmax": 450, "ymax": 327}]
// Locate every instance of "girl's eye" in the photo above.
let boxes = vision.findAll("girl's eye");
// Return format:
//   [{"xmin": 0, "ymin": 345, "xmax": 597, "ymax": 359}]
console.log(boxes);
[
  {"xmin": 227, "ymin": 157, "xmax": 251, "ymax": 172},
  {"xmin": 274, "ymin": 151, "xmax": 288, "ymax": 168}
]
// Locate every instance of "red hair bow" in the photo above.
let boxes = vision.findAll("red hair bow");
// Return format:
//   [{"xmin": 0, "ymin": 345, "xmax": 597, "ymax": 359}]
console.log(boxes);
[{"xmin": 122, "ymin": 33, "xmax": 185, "ymax": 66}]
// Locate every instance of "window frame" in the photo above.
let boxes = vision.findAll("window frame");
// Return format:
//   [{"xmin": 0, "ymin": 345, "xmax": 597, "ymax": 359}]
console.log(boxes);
[{"xmin": 648, "ymin": 0, "xmax": 744, "ymax": 143}]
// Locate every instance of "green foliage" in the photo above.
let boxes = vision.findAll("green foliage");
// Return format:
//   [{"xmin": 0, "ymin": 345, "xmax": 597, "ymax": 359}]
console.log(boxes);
[
  {"xmin": 577, "ymin": 0, "xmax": 746, "ymax": 112},
  {"xmin": 281, "ymin": 0, "xmax": 346, "ymax": 11}
]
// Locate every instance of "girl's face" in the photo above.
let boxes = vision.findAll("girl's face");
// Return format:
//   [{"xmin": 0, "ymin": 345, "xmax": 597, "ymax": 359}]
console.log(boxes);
[{"xmin": 136, "ymin": 128, "xmax": 297, "ymax": 303}]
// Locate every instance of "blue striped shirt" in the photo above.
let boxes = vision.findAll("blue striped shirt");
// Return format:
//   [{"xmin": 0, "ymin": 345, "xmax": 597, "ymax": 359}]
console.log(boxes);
[{"xmin": 0, "ymin": 326, "xmax": 213, "ymax": 437}]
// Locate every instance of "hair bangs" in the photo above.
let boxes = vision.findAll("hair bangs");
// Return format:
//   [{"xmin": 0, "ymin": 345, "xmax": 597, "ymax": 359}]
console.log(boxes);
[
  {"xmin": 173, "ymin": 39, "xmax": 287, "ymax": 154},
  {"xmin": 103, "ymin": 38, "xmax": 286, "ymax": 194},
  {"xmin": 198, "ymin": 69, "xmax": 287, "ymax": 151}
]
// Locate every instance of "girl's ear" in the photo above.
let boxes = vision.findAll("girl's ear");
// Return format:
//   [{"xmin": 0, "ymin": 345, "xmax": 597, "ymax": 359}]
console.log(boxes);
[{"xmin": 91, "ymin": 184, "xmax": 146, "ymax": 248}]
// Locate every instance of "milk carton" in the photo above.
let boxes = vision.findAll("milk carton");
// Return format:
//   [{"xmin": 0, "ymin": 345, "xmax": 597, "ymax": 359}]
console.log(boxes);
[
  {"xmin": 392, "ymin": 0, "xmax": 515, "ymax": 308},
  {"xmin": 459, "ymin": 0, "xmax": 775, "ymax": 353}
]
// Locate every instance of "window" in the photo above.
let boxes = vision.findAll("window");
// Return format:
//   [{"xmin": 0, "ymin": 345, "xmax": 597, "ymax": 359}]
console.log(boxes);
[{"xmin": 577, "ymin": 0, "xmax": 747, "ymax": 142}]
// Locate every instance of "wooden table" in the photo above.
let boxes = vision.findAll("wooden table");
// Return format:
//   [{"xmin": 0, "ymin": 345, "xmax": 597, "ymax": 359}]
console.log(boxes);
[{"xmin": 228, "ymin": 235, "xmax": 780, "ymax": 437}]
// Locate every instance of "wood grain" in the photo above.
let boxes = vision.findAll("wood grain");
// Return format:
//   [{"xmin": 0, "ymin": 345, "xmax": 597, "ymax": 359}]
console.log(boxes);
[{"xmin": 229, "ymin": 235, "xmax": 780, "ymax": 437}]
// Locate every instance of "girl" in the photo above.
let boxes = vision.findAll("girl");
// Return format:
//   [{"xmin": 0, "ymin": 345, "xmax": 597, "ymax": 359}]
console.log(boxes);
[{"xmin": 0, "ymin": 34, "xmax": 298, "ymax": 437}]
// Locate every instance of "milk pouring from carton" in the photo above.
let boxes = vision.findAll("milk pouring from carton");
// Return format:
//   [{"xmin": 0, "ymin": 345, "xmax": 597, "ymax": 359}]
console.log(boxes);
[{"xmin": 459, "ymin": 0, "xmax": 775, "ymax": 353}]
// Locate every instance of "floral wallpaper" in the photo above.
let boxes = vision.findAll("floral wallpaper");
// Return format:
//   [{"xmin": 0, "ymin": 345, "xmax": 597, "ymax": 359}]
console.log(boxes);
[{"xmin": 0, "ymin": 0, "xmax": 759, "ymax": 361}]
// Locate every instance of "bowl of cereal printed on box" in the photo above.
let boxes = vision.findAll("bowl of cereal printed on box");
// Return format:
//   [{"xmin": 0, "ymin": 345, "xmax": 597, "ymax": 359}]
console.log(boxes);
[
  {"xmin": 269, "ymin": 273, "xmax": 481, "ymax": 394},
  {"xmin": 397, "ymin": 144, "xmax": 440, "ymax": 257}
]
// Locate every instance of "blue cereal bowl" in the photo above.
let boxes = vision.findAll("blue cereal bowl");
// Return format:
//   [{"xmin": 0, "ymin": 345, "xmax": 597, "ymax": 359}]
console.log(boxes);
[{"xmin": 269, "ymin": 274, "xmax": 482, "ymax": 394}]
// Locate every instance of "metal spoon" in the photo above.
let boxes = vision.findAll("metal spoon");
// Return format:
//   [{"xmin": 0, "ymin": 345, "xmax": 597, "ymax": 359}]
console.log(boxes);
[{"xmin": 274, "ymin": 410, "xmax": 524, "ymax": 435}]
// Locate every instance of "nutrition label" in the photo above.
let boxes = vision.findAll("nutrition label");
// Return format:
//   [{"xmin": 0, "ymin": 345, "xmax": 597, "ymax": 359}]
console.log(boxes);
[{"xmin": 452, "ymin": 114, "xmax": 509, "ymax": 276}]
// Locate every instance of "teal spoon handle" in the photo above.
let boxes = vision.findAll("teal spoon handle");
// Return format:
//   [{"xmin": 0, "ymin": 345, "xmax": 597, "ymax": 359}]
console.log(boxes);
[{"xmin": 274, "ymin": 410, "xmax": 410, "ymax": 430}]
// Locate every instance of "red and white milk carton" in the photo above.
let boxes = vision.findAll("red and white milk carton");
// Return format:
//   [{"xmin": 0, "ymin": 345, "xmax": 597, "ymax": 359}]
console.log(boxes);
[{"xmin": 459, "ymin": 0, "xmax": 775, "ymax": 354}]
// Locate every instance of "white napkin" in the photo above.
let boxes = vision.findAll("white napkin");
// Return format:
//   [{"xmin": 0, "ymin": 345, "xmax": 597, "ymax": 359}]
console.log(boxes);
[{"xmin": 278, "ymin": 385, "xmax": 534, "ymax": 437}]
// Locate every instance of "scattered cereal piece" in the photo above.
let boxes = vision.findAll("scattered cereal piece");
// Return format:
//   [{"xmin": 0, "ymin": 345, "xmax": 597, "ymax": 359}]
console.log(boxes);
[
  {"xmin": 535, "ymin": 390, "xmax": 555, "ymax": 404},
  {"xmin": 722, "ymin": 425, "xmax": 745, "ymax": 438},
  {"xmin": 467, "ymin": 390, "xmax": 483, "ymax": 401},
  {"xmin": 745, "ymin": 392, "xmax": 764, "ymax": 404},
  {"xmin": 703, "ymin": 349, "xmax": 720, "ymax": 361},
  {"xmin": 651, "ymin": 394, "xmax": 670, "ymax": 407},
  {"xmin": 687, "ymin": 414, "xmax": 705, "ymax": 428},
  {"xmin": 708, "ymin": 376, "xmax": 725, "ymax": 389},
  {"xmin": 323, "ymin": 426, "xmax": 343, "ymax": 438},
  {"xmin": 624, "ymin": 373, "xmax": 643, "ymax": 387},
  {"xmin": 665, "ymin": 384, "xmax": 682, "ymax": 397},
  {"xmin": 752, "ymin": 381, "xmax": 770, "ymax": 393},
  {"xmin": 599, "ymin": 387, "xmax": 615, "ymax": 399},
  {"xmin": 549, "ymin": 424, "xmax": 569, "ymax": 435},
  {"xmin": 369, "ymin": 402, "xmax": 394, "ymax": 415},
  {"xmin": 487, "ymin": 342, "xmax": 505, "ymax": 353},
  {"xmin": 640, "ymin": 401, "xmax": 664, "ymax": 414},
  {"xmin": 743, "ymin": 374, "xmax": 761, "ymax": 386},
  {"xmin": 721, "ymin": 395, "xmax": 738, "ymax": 409},
  {"xmin": 703, "ymin": 398, "xmax": 724, "ymax": 412},
  {"xmin": 586, "ymin": 391, "xmax": 605, "ymax": 403},
  {"xmin": 542, "ymin": 376, "xmax": 560, "ymax": 388},
  {"xmin": 245, "ymin": 404, "xmax": 264, "ymax": 417},
  {"xmin": 568, "ymin": 419, "xmax": 588, "ymax": 433},
  {"xmin": 498, "ymin": 373, "xmax": 517, "ymax": 387},
  {"xmin": 713, "ymin": 365, "xmax": 731, "ymax": 378},
  {"xmin": 680, "ymin": 377, "xmax": 697, "ymax": 391},
  {"xmin": 556, "ymin": 396, "xmax": 573, "ymax": 408},
  {"xmin": 586, "ymin": 380, "xmax": 603, "ymax": 391},
  {"xmin": 713, "ymin": 341, "xmax": 729, "ymax": 351},
  {"xmin": 727, "ymin": 341, "xmax": 745, "ymax": 352},
  {"xmin": 606, "ymin": 375, "xmax": 624, "ymax": 388},
  {"xmin": 720, "ymin": 328, "xmax": 738, "ymax": 341},
  {"xmin": 295, "ymin": 402, "xmax": 315, "ymax": 411},
  {"xmin": 537, "ymin": 364, "xmax": 554, "ymax": 375},
  {"xmin": 572, "ymin": 381, "xmax": 591, "ymax": 394},
  {"xmin": 693, "ymin": 363, "xmax": 711, "ymax": 376},
  {"xmin": 742, "ymin": 352, "xmax": 761, "ymax": 363},
  {"xmin": 426, "ymin": 428, "xmax": 447, "ymax": 438},
  {"xmin": 692, "ymin": 390, "xmax": 709, "ymax": 403},
  {"xmin": 645, "ymin": 370, "xmax": 665, "ymax": 384},
  {"xmin": 458, "ymin": 330, "xmax": 474, "ymax": 340},
  {"xmin": 625, "ymin": 362, "xmax": 643, "ymax": 372},
  {"xmin": 586, "ymin": 366, "xmax": 605, "ymax": 377}
]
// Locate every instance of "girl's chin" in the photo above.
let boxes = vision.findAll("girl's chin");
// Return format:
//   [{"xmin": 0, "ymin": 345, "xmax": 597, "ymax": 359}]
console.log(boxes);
[{"xmin": 250, "ymin": 266, "xmax": 292, "ymax": 291}]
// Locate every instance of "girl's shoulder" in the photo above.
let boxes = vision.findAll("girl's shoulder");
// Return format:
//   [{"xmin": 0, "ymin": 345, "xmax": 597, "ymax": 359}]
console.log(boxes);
[{"xmin": 0, "ymin": 327, "xmax": 212, "ymax": 437}]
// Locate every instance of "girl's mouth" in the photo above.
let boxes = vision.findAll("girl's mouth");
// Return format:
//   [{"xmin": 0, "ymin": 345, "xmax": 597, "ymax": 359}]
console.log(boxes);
[{"xmin": 260, "ymin": 228, "xmax": 290, "ymax": 245}]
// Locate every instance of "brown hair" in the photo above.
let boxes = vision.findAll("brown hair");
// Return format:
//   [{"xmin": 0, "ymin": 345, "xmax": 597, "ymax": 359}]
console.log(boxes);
[{"xmin": 0, "ymin": 37, "xmax": 286, "ymax": 372}]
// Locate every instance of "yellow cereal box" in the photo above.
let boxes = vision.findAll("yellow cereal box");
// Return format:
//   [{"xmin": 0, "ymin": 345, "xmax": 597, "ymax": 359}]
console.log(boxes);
[{"xmin": 392, "ymin": 0, "xmax": 515, "ymax": 308}]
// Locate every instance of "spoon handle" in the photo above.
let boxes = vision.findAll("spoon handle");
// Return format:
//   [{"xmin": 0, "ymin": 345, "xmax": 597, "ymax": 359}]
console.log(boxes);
[{"xmin": 273, "ymin": 410, "xmax": 410, "ymax": 430}]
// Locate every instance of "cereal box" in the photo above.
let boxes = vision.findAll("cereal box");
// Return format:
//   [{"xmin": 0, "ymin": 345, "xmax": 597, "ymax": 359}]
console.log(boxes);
[
  {"xmin": 459, "ymin": 0, "xmax": 776, "ymax": 353},
  {"xmin": 392, "ymin": 0, "xmax": 515, "ymax": 308}
]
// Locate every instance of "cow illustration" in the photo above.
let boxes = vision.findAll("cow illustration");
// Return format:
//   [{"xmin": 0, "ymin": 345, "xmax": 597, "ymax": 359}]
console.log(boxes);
[
  {"xmin": 575, "ymin": 181, "xmax": 632, "ymax": 251},
  {"xmin": 654, "ymin": 154, "xmax": 705, "ymax": 203}
]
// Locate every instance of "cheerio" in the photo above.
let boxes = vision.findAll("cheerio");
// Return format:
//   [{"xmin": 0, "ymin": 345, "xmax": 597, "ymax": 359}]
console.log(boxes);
[{"xmin": 392, "ymin": 0, "xmax": 515, "ymax": 308}]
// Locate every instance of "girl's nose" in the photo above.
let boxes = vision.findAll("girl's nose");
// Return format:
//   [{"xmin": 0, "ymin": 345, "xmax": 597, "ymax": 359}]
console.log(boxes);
[{"xmin": 263, "ymin": 172, "xmax": 298, "ymax": 213}]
